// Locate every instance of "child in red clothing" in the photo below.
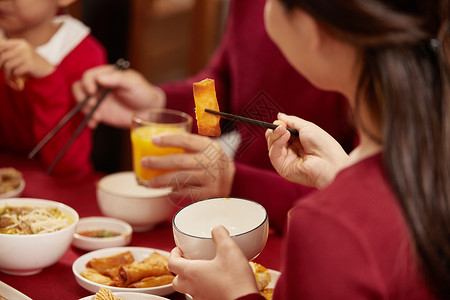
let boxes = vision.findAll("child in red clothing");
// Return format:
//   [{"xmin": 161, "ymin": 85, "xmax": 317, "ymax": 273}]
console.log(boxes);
[{"xmin": 0, "ymin": 0, "xmax": 106, "ymax": 175}]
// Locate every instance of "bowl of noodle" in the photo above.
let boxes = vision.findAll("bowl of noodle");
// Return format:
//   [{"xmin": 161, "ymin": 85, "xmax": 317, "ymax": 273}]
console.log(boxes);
[{"xmin": 0, "ymin": 198, "xmax": 79, "ymax": 275}]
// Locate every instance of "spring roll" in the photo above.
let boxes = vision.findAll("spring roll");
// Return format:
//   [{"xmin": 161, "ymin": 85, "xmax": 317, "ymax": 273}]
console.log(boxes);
[
  {"xmin": 127, "ymin": 274, "xmax": 175, "ymax": 288},
  {"xmin": 81, "ymin": 268, "xmax": 116, "ymax": 286},
  {"xmin": 119, "ymin": 252, "xmax": 171, "ymax": 286},
  {"xmin": 87, "ymin": 251, "xmax": 134, "ymax": 274}
]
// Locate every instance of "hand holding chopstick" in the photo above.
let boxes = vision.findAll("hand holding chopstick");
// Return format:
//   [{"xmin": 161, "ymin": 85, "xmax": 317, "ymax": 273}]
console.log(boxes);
[
  {"xmin": 204, "ymin": 109, "xmax": 299, "ymax": 136},
  {"xmin": 28, "ymin": 58, "xmax": 130, "ymax": 174}
]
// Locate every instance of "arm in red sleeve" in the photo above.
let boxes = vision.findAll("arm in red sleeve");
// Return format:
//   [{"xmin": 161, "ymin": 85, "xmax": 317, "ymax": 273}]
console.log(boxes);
[{"xmin": 231, "ymin": 161, "xmax": 315, "ymax": 233}]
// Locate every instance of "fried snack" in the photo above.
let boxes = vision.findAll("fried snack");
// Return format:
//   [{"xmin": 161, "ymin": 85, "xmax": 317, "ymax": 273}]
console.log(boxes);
[
  {"xmin": 127, "ymin": 274, "xmax": 175, "ymax": 288},
  {"xmin": 94, "ymin": 287, "xmax": 122, "ymax": 300},
  {"xmin": 260, "ymin": 288, "xmax": 274, "ymax": 300},
  {"xmin": 81, "ymin": 268, "xmax": 116, "ymax": 286},
  {"xmin": 0, "ymin": 36, "xmax": 26, "ymax": 91},
  {"xmin": 87, "ymin": 251, "xmax": 134, "ymax": 274},
  {"xmin": 119, "ymin": 252, "xmax": 171, "ymax": 286},
  {"xmin": 250, "ymin": 261, "xmax": 271, "ymax": 291},
  {"xmin": 0, "ymin": 168, "xmax": 22, "ymax": 194},
  {"xmin": 193, "ymin": 78, "xmax": 221, "ymax": 136}
]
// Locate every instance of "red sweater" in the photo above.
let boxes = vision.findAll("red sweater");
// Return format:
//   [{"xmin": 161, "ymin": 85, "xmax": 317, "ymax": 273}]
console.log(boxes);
[
  {"xmin": 0, "ymin": 35, "xmax": 106, "ymax": 175},
  {"xmin": 240, "ymin": 154, "xmax": 435, "ymax": 300},
  {"xmin": 161, "ymin": 0, "xmax": 356, "ymax": 231}
]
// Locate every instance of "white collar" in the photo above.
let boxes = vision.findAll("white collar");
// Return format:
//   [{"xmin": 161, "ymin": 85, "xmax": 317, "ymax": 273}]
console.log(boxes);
[{"xmin": 0, "ymin": 15, "xmax": 90, "ymax": 66}]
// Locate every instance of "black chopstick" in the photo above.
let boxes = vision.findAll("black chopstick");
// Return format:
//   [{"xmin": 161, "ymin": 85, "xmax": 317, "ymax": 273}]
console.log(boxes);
[
  {"xmin": 28, "ymin": 58, "xmax": 130, "ymax": 174},
  {"xmin": 204, "ymin": 109, "xmax": 299, "ymax": 136}
]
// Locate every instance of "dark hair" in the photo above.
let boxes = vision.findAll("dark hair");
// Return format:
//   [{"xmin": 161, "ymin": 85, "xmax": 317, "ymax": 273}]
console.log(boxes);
[{"xmin": 280, "ymin": 0, "xmax": 450, "ymax": 298}]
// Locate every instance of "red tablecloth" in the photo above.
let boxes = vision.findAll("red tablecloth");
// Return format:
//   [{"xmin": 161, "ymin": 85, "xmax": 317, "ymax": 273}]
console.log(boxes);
[{"xmin": 0, "ymin": 153, "xmax": 282, "ymax": 300}]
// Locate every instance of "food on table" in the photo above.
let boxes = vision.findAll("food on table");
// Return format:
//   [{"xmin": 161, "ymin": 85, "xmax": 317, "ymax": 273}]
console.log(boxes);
[
  {"xmin": 0, "ymin": 37, "xmax": 26, "ymax": 91},
  {"xmin": 81, "ymin": 251, "xmax": 175, "ymax": 288},
  {"xmin": 0, "ymin": 168, "xmax": 22, "ymax": 195},
  {"xmin": 250, "ymin": 261, "xmax": 274, "ymax": 300},
  {"xmin": 77, "ymin": 229, "xmax": 121, "ymax": 238},
  {"xmin": 193, "ymin": 78, "xmax": 221, "ymax": 136},
  {"xmin": 94, "ymin": 287, "xmax": 122, "ymax": 300},
  {"xmin": 0, "ymin": 205, "xmax": 74, "ymax": 234},
  {"xmin": 0, "ymin": 295, "xmax": 7, "ymax": 300}
]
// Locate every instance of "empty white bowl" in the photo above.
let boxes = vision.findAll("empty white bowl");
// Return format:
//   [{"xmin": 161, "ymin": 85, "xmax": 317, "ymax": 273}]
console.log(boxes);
[
  {"xmin": 72, "ymin": 217, "xmax": 133, "ymax": 251},
  {"xmin": 96, "ymin": 172, "xmax": 174, "ymax": 232},
  {"xmin": 173, "ymin": 198, "xmax": 269, "ymax": 260},
  {"xmin": 0, "ymin": 198, "xmax": 79, "ymax": 275}
]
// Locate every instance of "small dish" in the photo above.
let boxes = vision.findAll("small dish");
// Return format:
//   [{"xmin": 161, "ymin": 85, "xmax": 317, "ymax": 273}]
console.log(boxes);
[
  {"xmin": 72, "ymin": 247, "xmax": 174, "ymax": 296},
  {"xmin": 72, "ymin": 217, "xmax": 133, "ymax": 251},
  {"xmin": 0, "ymin": 178, "xmax": 25, "ymax": 199},
  {"xmin": 79, "ymin": 292, "xmax": 170, "ymax": 300}
]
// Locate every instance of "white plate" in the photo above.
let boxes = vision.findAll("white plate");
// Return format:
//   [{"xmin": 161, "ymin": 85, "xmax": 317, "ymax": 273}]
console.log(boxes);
[
  {"xmin": 72, "ymin": 247, "xmax": 174, "ymax": 296},
  {"xmin": 185, "ymin": 268, "xmax": 280, "ymax": 299},
  {"xmin": 72, "ymin": 217, "xmax": 133, "ymax": 251},
  {"xmin": 0, "ymin": 281, "xmax": 32, "ymax": 300},
  {"xmin": 79, "ymin": 292, "xmax": 170, "ymax": 300},
  {"xmin": 0, "ymin": 179, "xmax": 25, "ymax": 199}
]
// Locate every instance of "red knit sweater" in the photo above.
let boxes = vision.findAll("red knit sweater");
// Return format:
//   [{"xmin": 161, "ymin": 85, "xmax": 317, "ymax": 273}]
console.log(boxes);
[
  {"xmin": 160, "ymin": 0, "xmax": 356, "ymax": 232},
  {"xmin": 239, "ymin": 154, "xmax": 435, "ymax": 299},
  {"xmin": 0, "ymin": 35, "xmax": 106, "ymax": 175}
]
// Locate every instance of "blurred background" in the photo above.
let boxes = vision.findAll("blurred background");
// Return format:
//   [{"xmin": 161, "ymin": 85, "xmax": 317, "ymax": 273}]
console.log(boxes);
[{"xmin": 65, "ymin": 0, "xmax": 230, "ymax": 173}]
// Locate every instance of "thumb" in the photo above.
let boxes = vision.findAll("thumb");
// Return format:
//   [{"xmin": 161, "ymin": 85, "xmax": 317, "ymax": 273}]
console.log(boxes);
[{"xmin": 211, "ymin": 226, "xmax": 237, "ymax": 257}]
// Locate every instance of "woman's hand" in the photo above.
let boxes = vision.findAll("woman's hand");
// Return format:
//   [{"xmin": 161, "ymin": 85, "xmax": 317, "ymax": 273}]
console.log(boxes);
[
  {"xmin": 0, "ymin": 38, "xmax": 54, "ymax": 78},
  {"xmin": 72, "ymin": 65, "xmax": 166, "ymax": 129},
  {"xmin": 168, "ymin": 226, "xmax": 259, "ymax": 300},
  {"xmin": 142, "ymin": 133, "xmax": 236, "ymax": 204},
  {"xmin": 266, "ymin": 113, "xmax": 349, "ymax": 189}
]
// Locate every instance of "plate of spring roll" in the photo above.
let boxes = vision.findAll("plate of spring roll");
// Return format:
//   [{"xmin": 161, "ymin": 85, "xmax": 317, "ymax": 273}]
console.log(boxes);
[{"xmin": 72, "ymin": 247, "xmax": 175, "ymax": 296}]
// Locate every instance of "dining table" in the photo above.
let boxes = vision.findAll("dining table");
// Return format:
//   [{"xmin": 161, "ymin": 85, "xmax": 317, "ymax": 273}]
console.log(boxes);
[{"xmin": 0, "ymin": 152, "xmax": 283, "ymax": 300}]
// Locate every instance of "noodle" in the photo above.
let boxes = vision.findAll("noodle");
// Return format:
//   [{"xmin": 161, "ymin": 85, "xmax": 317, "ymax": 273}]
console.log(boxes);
[{"xmin": 0, "ymin": 206, "xmax": 73, "ymax": 234}]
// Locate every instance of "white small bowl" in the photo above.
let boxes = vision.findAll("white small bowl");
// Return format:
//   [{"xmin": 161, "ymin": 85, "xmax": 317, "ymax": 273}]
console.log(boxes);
[
  {"xmin": 72, "ymin": 217, "xmax": 132, "ymax": 251},
  {"xmin": 96, "ymin": 172, "xmax": 174, "ymax": 232},
  {"xmin": 73, "ymin": 247, "xmax": 174, "ymax": 296},
  {"xmin": 79, "ymin": 292, "xmax": 170, "ymax": 300},
  {"xmin": 0, "ymin": 179, "xmax": 25, "ymax": 199},
  {"xmin": 0, "ymin": 198, "xmax": 79, "ymax": 275},
  {"xmin": 173, "ymin": 198, "xmax": 269, "ymax": 260}
]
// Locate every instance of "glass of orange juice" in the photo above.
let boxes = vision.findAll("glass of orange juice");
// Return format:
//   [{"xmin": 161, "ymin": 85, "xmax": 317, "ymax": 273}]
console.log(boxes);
[{"xmin": 131, "ymin": 108, "xmax": 193, "ymax": 186}]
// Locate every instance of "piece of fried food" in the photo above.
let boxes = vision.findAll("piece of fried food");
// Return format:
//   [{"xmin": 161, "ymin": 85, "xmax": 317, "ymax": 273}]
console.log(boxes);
[
  {"xmin": 94, "ymin": 287, "xmax": 122, "ymax": 300},
  {"xmin": 127, "ymin": 274, "xmax": 175, "ymax": 288},
  {"xmin": 260, "ymin": 288, "xmax": 274, "ymax": 300},
  {"xmin": 193, "ymin": 78, "xmax": 221, "ymax": 137},
  {"xmin": 0, "ymin": 168, "xmax": 23, "ymax": 194},
  {"xmin": 81, "ymin": 268, "xmax": 116, "ymax": 286},
  {"xmin": 250, "ymin": 261, "xmax": 271, "ymax": 291},
  {"xmin": 0, "ymin": 36, "xmax": 26, "ymax": 91}
]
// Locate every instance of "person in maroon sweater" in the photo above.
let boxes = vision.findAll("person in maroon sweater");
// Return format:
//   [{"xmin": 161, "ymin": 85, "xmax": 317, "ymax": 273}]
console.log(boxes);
[
  {"xmin": 168, "ymin": 0, "xmax": 450, "ymax": 299},
  {"xmin": 0, "ymin": 0, "xmax": 107, "ymax": 175},
  {"xmin": 72, "ymin": 0, "xmax": 355, "ymax": 231}
]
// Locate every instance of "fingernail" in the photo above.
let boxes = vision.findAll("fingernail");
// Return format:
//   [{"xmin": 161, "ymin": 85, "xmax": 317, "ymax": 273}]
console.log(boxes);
[
  {"xmin": 278, "ymin": 112, "xmax": 287, "ymax": 119},
  {"xmin": 152, "ymin": 135, "xmax": 161, "ymax": 144}
]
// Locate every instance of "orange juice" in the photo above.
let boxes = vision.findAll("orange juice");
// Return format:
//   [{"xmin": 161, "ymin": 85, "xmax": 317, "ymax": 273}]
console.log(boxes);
[{"xmin": 131, "ymin": 126, "xmax": 186, "ymax": 183}]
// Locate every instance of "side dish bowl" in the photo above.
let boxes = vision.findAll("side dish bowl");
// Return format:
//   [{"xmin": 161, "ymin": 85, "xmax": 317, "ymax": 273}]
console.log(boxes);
[
  {"xmin": 0, "ymin": 198, "xmax": 79, "ymax": 275},
  {"xmin": 72, "ymin": 247, "xmax": 174, "ymax": 296},
  {"xmin": 173, "ymin": 197, "xmax": 269, "ymax": 260},
  {"xmin": 96, "ymin": 172, "xmax": 174, "ymax": 232},
  {"xmin": 72, "ymin": 217, "xmax": 133, "ymax": 251},
  {"xmin": 0, "ymin": 178, "xmax": 25, "ymax": 199}
]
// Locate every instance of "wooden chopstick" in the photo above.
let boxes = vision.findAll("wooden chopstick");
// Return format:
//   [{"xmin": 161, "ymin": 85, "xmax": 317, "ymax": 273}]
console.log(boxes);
[
  {"xmin": 204, "ymin": 109, "xmax": 299, "ymax": 136},
  {"xmin": 28, "ymin": 58, "xmax": 130, "ymax": 174}
]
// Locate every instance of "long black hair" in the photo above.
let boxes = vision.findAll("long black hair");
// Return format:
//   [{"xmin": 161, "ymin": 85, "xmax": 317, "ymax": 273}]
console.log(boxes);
[{"xmin": 280, "ymin": 0, "xmax": 450, "ymax": 298}]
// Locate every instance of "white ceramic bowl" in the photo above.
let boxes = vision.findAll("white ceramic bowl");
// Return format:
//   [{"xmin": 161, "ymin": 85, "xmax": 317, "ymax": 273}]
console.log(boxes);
[
  {"xmin": 0, "ymin": 198, "xmax": 79, "ymax": 275},
  {"xmin": 72, "ymin": 247, "xmax": 174, "ymax": 296},
  {"xmin": 79, "ymin": 292, "xmax": 170, "ymax": 300},
  {"xmin": 0, "ymin": 179, "xmax": 25, "ymax": 199},
  {"xmin": 72, "ymin": 217, "xmax": 133, "ymax": 251},
  {"xmin": 173, "ymin": 198, "xmax": 269, "ymax": 260},
  {"xmin": 96, "ymin": 172, "xmax": 174, "ymax": 232}
]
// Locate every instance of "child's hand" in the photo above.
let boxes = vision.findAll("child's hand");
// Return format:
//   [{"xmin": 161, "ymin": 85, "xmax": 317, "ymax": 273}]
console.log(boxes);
[
  {"xmin": 266, "ymin": 113, "xmax": 350, "ymax": 189},
  {"xmin": 0, "ymin": 38, "xmax": 55, "ymax": 79}
]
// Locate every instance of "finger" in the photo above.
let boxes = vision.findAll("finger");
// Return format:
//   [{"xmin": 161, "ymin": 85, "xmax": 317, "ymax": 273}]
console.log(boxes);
[
  {"xmin": 278, "ymin": 113, "xmax": 312, "ymax": 132},
  {"xmin": 72, "ymin": 81, "xmax": 88, "ymax": 104},
  {"xmin": 152, "ymin": 133, "xmax": 214, "ymax": 153},
  {"xmin": 171, "ymin": 275, "xmax": 190, "ymax": 295},
  {"xmin": 168, "ymin": 247, "xmax": 187, "ymax": 275},
  {"xmin": 149, "ymin": 170, "xmax": 202, "ymax": 188},
  {"xmin": 80, "ymin": 64, "xmax": 115, "ymax": 95},
  {"xmin": 141, "ymin": 152, "xmax": 205, "ymax": 170},
  {"xmin": 211, "ymin": 226, "xmax": 238, "ymax": 257}
]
